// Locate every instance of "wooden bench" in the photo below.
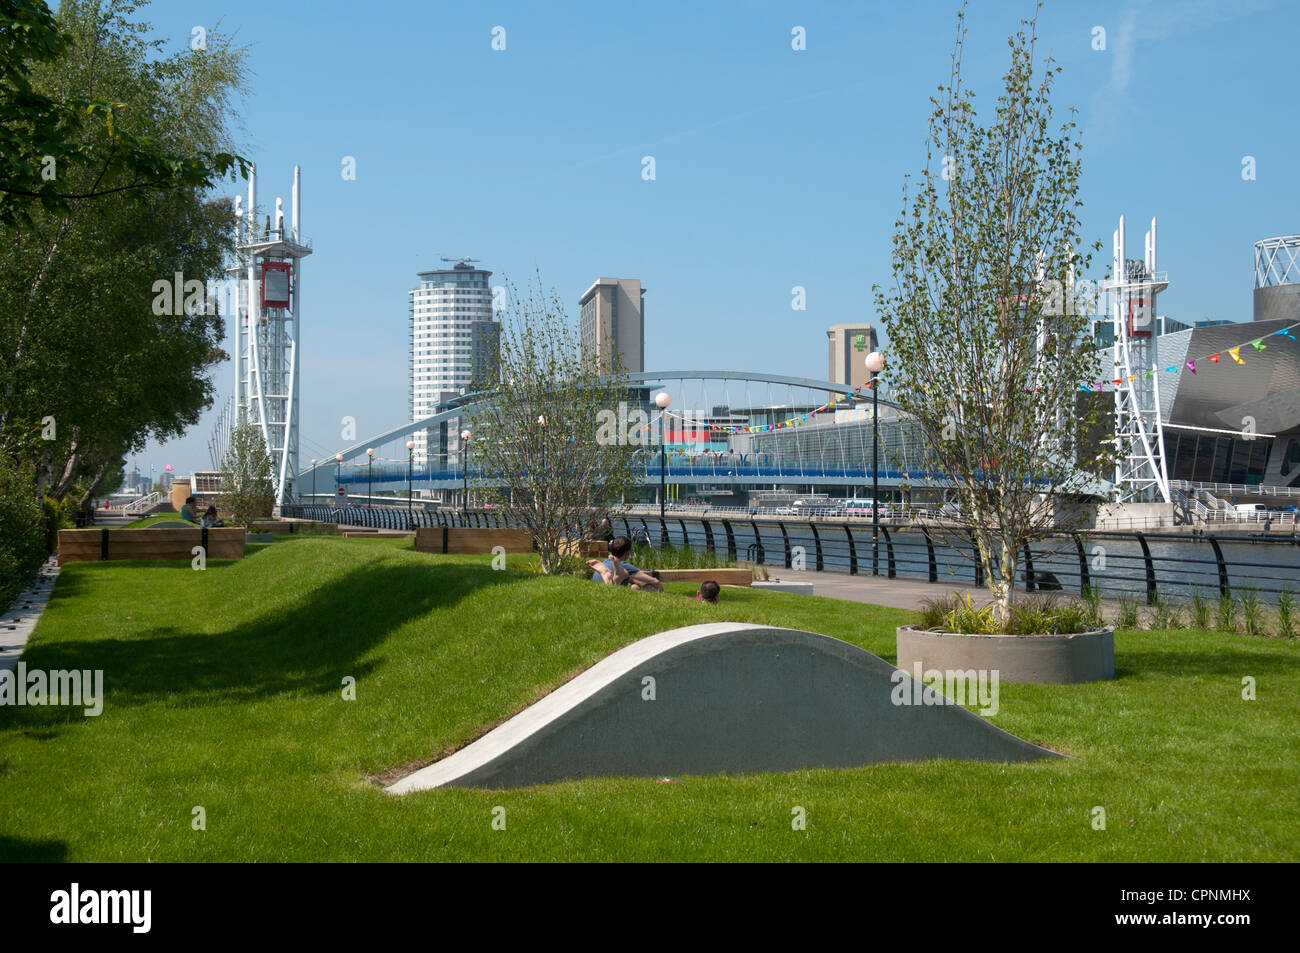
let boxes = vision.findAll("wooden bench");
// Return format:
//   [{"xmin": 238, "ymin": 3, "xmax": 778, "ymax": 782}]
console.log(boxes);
[
  {"xmin": 413, "ymin": 527, "xmax": 534, "ymax": 555},
  {"xmin": 57, "ymin": 527, "xmax": 246, "ymax": 564}
]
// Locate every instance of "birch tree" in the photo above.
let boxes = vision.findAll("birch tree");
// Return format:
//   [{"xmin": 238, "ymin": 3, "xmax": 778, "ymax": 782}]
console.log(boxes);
[{"xmin": 874, "ymin": 4, "xmax": 1113, "ymax": 629}]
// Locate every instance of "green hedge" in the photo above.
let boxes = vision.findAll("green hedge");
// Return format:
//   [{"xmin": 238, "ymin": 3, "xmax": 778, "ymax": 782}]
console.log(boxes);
[{"xmin": 0, "ymin": 465, "xmax": 47, "ymax": 609}]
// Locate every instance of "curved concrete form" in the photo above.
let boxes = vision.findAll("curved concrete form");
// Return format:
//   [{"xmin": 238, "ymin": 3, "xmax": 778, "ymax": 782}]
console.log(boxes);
[{"xmin": 387, "ymin": 623, "xmax": 1058, "ymax": 793}]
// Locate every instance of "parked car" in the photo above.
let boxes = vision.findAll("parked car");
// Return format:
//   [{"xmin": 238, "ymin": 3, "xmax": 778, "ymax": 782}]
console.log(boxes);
[
  {"xmin": 774, "ymin": 506, "xmax": 795, "ymax": 515},
  {"xmin": 842, "ymin": 498, "xmax": 891, "ymax": 518}
]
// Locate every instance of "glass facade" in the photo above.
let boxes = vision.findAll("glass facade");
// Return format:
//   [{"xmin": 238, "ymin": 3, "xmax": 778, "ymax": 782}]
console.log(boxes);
[{"xmin": 1164, "ymin": 430, "xmax": 1272, "ymax": 484}]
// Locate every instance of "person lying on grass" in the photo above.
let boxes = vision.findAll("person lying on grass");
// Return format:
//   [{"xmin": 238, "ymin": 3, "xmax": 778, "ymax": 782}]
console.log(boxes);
[
  {"xmin": 690, "ymin": 580, "xmax": 720, "ymax": 604},
  {"xmin": 587, "ymin": 535, "xmax": 663, "ymax": 592}
]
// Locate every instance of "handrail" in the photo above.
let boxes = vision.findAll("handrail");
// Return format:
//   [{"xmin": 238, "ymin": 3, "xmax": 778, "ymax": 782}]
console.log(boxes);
[
  {"xmin": 122, "ymin": 491, "xmax": 164, "ymax": 514},
  {"xmin": 281, "ymin": 504, "xmax": 1300, "ymax": 604}
]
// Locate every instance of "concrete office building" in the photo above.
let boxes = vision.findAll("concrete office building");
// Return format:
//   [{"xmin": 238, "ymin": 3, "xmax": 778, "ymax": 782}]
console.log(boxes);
[
  {"xmin": 827, "ymin": 323, "xmax": 879, "ymax": 390},
  {"xmin": 580, "ymin": 277, "xmax": 645, "ymax": 374},
  {"xmin": 409, "ymin": 259, "xmax": 493, "ymax": 462}
]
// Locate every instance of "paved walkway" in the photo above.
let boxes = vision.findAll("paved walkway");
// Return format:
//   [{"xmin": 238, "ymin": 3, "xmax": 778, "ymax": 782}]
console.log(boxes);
[
  {"xmin": 1, "ymin": 559, "xmax": 60, "ymax": 673},
  {"xmin": 758, "ymin": 568, "xmax": 988, "ymax": 611}
]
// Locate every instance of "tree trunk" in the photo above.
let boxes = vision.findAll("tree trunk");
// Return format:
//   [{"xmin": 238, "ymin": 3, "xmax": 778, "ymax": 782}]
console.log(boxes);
[
  {"xmin": 50, "ymin": 444, "xmax": 81, "ymax": 501},
  {"xmin": 992, "ymin": 539, "xmax": 1016, "ymax": 631},
  {"xmin": 79, "ymin": 462, "xmax": 110, "ymax": 508}
]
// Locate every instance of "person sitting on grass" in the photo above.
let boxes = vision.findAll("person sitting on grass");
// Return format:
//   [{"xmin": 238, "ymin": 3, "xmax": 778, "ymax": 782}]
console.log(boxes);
[
  {"xmin": 180, "ymin": 496, "xmax": 198, "ymax": 523},
  {"xmin": 690, "ymin": 580, "xmax": 720, "ymax": 604},
  {"xmin": 587, "ymin": 535, "xmax": 662, "ymax": 592},
  {"xmin": 200, "ymin": 506, "xmax": 224, "ymax": 528}
]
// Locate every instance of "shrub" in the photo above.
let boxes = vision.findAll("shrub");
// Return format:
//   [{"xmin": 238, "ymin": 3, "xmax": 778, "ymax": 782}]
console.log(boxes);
[
  {"xmin": 1116, "ymin": 594, "xmax": 1140, "ymax": 629},
  {"xmin": 0, "ymin": 462, "xmax": 46, "ymax": 609},
  {"xmin": 1215, "ymin": 592, "xmax": 1238, "ymax": 634},
  {"xmin": 1081, "ymin": 586, "xmax": 1104, "ymax": 628},
  {"xmin": 946, "ymin": 593, "xmax": 997, "ymax": 634},
  {"xmin": 1045, "ymin": 600, "xmax": 1093, "ymax": 634},
  {"xmin": 629, "ymin": 542, "xmax": 735, "ymax": 572},
  {"xmin": 917, "ymin": 592, "xmax": 1103, "ymax": 635},
  {"xmin": 222, "ymin": 425, "xmax": 276, "ymax": 526},
  {"xmin": 1190, "ymin": 591, "xmax": 1211, "ymax": 629},
  {"xmin": 1240, "ymin": 589, "xmax": 1264, "ymax": 638},
  {"xmin": 1148, "ymin": 595, "xmax": 1183, "ymax": 631},
  {"xmin": 1277, "ymin": 589, "xmax": 1295, "ymax": 639},
  {"xmin": 1010, "ymin": 594, "xmax": 1061, "ymax": 635},
  {"xmin": 917, "ymin": 593, "xmax": 961, "ymax": 631}
]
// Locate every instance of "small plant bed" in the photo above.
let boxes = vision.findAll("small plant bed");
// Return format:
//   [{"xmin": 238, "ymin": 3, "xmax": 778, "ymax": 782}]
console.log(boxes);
[
  {"xmin": 901, "ymin": 592, "xmax": 1114, "ymax": 684},
  {"xmin": 915, "ymin": 592, "xmax": 1103, "ymax": 635},
  {"xmin": 628, "ymin": 541, "xmax": 736, "ymax": 572}
]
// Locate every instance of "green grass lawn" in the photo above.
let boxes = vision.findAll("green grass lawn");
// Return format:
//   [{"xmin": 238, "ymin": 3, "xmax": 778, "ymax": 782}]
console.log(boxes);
[
  {"xmin": 2, "ymin": 535, "xmax": 1296, "ymax": 861},
  {"xmin": 123, "ymin": 515, "xmax": 191, "ymax": 528}
]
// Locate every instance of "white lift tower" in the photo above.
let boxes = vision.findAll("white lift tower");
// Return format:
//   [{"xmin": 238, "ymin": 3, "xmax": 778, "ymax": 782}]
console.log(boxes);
[
  {"xmin": 1106, "ymin": 215, "xmax": 1171, "ymax": 503},
  {"xmin": 228, "ymin": 165, "xmax": 312, "ymax": 506}
]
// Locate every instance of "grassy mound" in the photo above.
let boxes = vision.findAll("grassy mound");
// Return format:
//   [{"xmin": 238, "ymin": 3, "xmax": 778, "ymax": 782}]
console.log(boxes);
[{"xmin": 0, "ymin": 535, "xmax": 1296, "ymax": 861}]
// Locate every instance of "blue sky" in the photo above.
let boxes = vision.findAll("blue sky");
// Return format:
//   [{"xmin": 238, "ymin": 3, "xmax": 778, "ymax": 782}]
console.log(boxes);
[{"xmin": 128, "ymin": 0, "xmax": 1298, "ymax": 478}]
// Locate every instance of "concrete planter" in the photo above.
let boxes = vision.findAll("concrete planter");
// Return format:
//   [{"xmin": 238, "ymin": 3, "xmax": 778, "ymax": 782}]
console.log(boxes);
[
  {"xmin": 896, "ymin": 625, "xmax": 1115, "ymax": 684},
  {"xmin": 751, "ymin": 580, "xmax": 814, "ymax": 596}
]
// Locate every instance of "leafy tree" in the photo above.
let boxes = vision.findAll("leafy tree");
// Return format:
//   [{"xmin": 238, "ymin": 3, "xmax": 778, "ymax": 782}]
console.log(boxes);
[
  {"xmin": 0, "ymin": 0, "xmax": 248, "ymax": 505},
  {"xmin": 873, "ymin": 4, "xmax": 1113, "ymax": 630},
  {"xmin": 467, "ymin": 278, "xmax": 640, "ymax": 573},
  {"xmin": 0, "ymin": 434, "xmax": 44, "ymax": 606},
  {"xmin": 221, "ymin": 425, "xmax": 275, "ymax": 526},
  {"xmin": 0, "ymin": 0, "xmax": 245, "ymax": 227}
]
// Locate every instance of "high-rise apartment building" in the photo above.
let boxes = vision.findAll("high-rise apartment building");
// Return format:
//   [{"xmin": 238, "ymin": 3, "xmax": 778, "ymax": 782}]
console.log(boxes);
[
  {"xmin": 469, "ymin": 319, "xmax": 501, "ymax": 393},
  {"xmin": 579, "ymin": 277, "xmax": 645, "ymax": 374},
  {"xmin": 827, "ymin": 323, "xmax": 878, "ymax": 389},
  {"xmin": 410, "ymin": 260, "xmax": 494, "ymax": 462}
]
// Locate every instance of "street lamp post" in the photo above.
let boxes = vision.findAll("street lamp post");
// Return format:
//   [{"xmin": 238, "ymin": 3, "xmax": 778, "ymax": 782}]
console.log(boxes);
[
  {"xmin": 405, "ymin": 440, "xmax": 415, "ymax": 529},
  {"xmin": 655, "ymin": 392, "xmax": 671, "ymax": 543},
  {"xmin": 310, "ymin": 460, "xmax": 316, "ymax": 508},
  {"xmin": 366, "ymin": 448, "xmax": 374, "ymax": 510},
  {"xmin": 460, "ymin": 429, "xmax": 471, "ymax": 524},
  {"xmin": 335, "ymin": 453, "xmax": 343, "ymax": 508},
  {"xmin": 865, "ymin": 351, "xmax": 886, "ymax": 575}
]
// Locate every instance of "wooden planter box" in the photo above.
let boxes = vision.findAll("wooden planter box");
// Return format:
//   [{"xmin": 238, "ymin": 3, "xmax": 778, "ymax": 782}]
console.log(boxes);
[
  {"xmin": 650, "ymin": 568, "xmax": 753, "ymax": 587},
  {"xmin": 561, "ymin": 539, "xmax": 611, "ymax": 559},
  {"xmin": 57, "ymin": 527, "xmax": 246, "ymax": 564},
  {"xmin": 414, "ymin": 527, "xmax": 534, "ymax": 555}
]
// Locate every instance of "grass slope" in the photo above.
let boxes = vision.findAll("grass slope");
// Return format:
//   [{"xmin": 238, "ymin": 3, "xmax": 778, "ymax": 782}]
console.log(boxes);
[{"xmin": 1, "ymin": 536, "xmax": 1296, "ymax": 861}]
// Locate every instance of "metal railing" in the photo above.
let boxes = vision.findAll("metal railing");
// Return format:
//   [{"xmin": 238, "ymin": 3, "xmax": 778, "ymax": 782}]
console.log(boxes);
[
  {"xmin": 1172, "ymin": 479, "xmax": 1300, "ymax": 501},
  {"xmin": 122, "ymin": 491, "xmax": 165, "ymax": 514},
  {"xmin": 280, "ymin": 505, "xmax": 1300, "ymax": 604}
]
